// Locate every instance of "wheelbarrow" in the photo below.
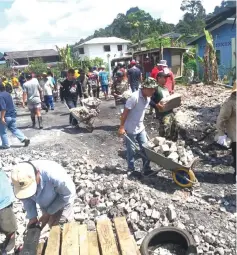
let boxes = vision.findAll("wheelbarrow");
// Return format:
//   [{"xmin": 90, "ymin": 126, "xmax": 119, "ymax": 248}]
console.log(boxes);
[{"xmin": 124, "ymin": 134, "xmax": 198, "ymax": 188}]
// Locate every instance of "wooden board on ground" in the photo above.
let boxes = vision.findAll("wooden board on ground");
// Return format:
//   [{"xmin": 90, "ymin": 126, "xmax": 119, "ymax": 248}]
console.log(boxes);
[
  {"xmin": 96, "ymin": 219, "xmax": 119, "ymax": 255},
  {"xmin": 114, "ymin": 217, "xmax": 138, "ymax": 255},
  {"xmin": 61, "ymin": 222, "xmax": 79, "ymax": 255},
  {"xmin": 36, "ymin": 242, "xmax": 45, "ymax": 255},
  {"xmin": 79, "ymin": 224, "xmax": 89, "ymax": 255},
  {"xmin": 44, "ymin": 226, "xmax": 61, "ymax": 255},
  {"xmin": 131, "ymin": 235, "xmax": 141, "ymax": 255},
  {"xmin": 88, "ymin": 232, "xmax": 100, "ymax": 255}
]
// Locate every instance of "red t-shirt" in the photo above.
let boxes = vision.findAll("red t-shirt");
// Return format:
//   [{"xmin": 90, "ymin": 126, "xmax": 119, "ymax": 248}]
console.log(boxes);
[
  {"xmin": 143, "ymin": 60, "xmax": 153, "ymax": 72},
  {"xmin": 151, "ymin": 67, "xmax": 159, "ymax": 79},
  {"xmin": 165, "ymin": 71, "xmax": 175, "ymax": 93}
]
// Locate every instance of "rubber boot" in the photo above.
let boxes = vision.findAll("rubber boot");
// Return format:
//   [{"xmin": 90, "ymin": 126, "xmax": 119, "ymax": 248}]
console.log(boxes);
[
  {"xmin": 38, "ymin": 116, "xmax": 43, "ymax": 129},
  {"xmin": 31, "ymin": 116, "xmax": 36, "ymax": 128}
]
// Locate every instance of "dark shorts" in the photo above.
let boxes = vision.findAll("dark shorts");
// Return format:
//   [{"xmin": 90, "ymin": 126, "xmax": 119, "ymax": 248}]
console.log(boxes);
[
  {"xmin": 0, "ymin": 204, "xmax": 17, "ymax": 235},
  {"xmin": 101, "ymin": 85, "xmax": 108, "ymax": 93}
]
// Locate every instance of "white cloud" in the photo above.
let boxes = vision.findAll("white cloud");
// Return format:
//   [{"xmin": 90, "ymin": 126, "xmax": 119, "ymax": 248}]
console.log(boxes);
[{"xmin": 0, "ymin": 0, "xmax": 221, "ymax": 51}]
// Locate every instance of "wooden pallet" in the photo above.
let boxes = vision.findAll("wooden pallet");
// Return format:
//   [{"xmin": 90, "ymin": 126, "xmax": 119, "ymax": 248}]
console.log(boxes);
[{"xmin": 36, "ymin": 217, "xmax": 140, "ymax": 255}]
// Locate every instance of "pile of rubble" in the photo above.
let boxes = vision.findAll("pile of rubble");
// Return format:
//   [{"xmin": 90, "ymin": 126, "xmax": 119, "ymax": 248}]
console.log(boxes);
[
  {"xmin": 70, "ymin": 106, "xmax": 99, "ymax": 121},
  {"xmin": 0, "ymin": 147, "xmax": 235, "ymax": 255},
  {"xmin": 174, "ymin": 84, "xmax": 230, "ymax": 142},
  {"xmin": 147, "ymin": 136, "xmax": 195, "ymax": 166}
]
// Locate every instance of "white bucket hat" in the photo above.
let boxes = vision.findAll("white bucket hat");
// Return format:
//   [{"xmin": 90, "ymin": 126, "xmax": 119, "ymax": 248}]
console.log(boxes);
[
  {"xmin": 157, "ymin": 60, "xmax": 168, "ymax": 67},
  {"xmin": 11, "ymin": 163, "xmax": 37, "ymax": 199}
]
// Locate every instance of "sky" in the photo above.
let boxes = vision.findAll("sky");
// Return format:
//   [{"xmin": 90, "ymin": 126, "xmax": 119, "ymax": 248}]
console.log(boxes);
[{"xmin": 0, "ymin": 0, "xmax": 222, "ymax": 52}]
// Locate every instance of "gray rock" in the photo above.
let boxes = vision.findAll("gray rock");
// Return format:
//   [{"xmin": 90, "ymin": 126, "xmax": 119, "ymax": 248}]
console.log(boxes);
[
  {"xmin": 214, "ymin": 247, "xmax": 225, "ymax": 255},
  {"xmin": 134, "ymin": 231, "xmax": 147, "ymax": 240},
  {"xmin": 154, "ymin": 137, "xmax": 166, "ymax": 146},
  {"xmin": 151, "ymin": 210, "xmax": 160, "ymax": 220},
  {"xmin": 167, "ymin": 205, "xmax": 177, "ymax": 222},
  {"xmin": 168, "ymin": 152, "xmax": 179, "ymax": 161},
  {"xmin": 129, "ymin": 211, "xmax": 139, "ymax": 223},
  {"xmin": 204, "ymin": 232, "xmax": 216, "ymax": 244},
  {"xmin": 160, "ymin": 144, "xmax": 170, "ymax": 153},
  {"xmin": 145, "ymin": 209, "xmax": 152, "ymax": 217}
]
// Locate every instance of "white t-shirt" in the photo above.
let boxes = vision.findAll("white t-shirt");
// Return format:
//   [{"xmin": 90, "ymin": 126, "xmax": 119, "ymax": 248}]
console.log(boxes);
[{"xmin": 44, "ymin": 77, "xmax": 54, "ymax": 96}]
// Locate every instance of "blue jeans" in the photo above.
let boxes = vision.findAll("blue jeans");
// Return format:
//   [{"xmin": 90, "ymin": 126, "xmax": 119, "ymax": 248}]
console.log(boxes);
[
  {"xmin": 131, "ymin": 83, "xmax": 139, "ymax": 92},
  {"xmin": 0, "ymin": 117, "xmax": 26, "ymax": 147},
  {"xmin": 126, "ymin": 130, "xmax": 150, "ymax": 171},
  {"xmin": 66, "ymin": 99, "xmax": 77, "ymax": 124},
  {"xmin": 44, "ymin": 95, "xmax": 54, "ymax": 110}
]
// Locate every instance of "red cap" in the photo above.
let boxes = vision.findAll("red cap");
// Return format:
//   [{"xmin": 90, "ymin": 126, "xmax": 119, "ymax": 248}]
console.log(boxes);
[{"xmin": 131, "ymin": 60, "xmax": 136, "ymax": 65}]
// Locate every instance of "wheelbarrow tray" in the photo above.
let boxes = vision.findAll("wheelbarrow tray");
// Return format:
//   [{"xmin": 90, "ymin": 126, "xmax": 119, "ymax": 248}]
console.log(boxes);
[{"xmin": 143, "ymin": 143, "xmax": 192, "ymax": 171}]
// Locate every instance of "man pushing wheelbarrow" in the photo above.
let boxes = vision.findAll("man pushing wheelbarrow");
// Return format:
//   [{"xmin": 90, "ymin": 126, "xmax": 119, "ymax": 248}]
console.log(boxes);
[
  {"xmin": 118, "ymin": 77, "xmax": 158, "ymax": 178},
  {"xmin": 118, "ymin": 77, "xmax": 197, "ymax": 187}
]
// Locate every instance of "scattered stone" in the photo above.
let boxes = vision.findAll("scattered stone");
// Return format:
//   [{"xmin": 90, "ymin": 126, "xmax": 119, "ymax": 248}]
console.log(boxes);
[
  {"xmin": 167, "ymin": 205, "xmax": 177, "ymax": 222},
  {"xmin": 134, "ymin": 231, "xmax": 147, "ymax": 240}
]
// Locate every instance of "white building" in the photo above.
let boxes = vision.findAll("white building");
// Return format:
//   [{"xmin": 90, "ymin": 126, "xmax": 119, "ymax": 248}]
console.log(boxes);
[{"xmin": 73, "ymin": 37, "xmax": 131, "ymax": 63}]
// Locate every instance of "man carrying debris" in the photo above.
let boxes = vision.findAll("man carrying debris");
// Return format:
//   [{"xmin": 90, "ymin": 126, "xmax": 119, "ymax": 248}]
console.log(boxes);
[
  {"xmin": 11, "ymin": 160, "xmax": 76, "ymax": 230},
  {"xmin": 111, "ymin": 69, "xmax": 129, "ymax": 114},
  {"xmin": 60, "ymin": 69, "xmax": 82, "ymax": 125},
  {"xmin": 0, "ymin": 170, "xmax": 17, "ymax": 254},
  {"xmin": 118, "ymin": 77, "xmax": 157, "ymax": 177},
  {"xmin": 23, "ymin": 74, "xmax": 44, "ymax": 129},
  {"xmin": 87, "ymin": 68, "xmax": 100, "ymax": 98},
  {"xmin": 150, "ymin": 71, "xmax": 178, "ymax": 141},
  {"xmin": 0, "ymin": 84, "xmax": 30, "ymax": 149},
  {"xmin": 216, "ymin": 81, "xmax": 236, "ymax": 182}
]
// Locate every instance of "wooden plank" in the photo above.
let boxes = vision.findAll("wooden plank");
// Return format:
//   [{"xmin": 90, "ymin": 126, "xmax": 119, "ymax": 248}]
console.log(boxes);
[
  {"xmin": 114, "ymin": 217, "xmax": 138, "ymax": 255},
  {"xmin": 88, "ymin": 232, "xmax": 100, "ymax": 255},
  {"xmin": 44, "ymin": 226, "xmax": 61, "ymax": 255},
  {"xmin": 36, "ymin": 242, "xmax": 45, "ymax": 255},
  {"xmin": 96, "ymin": 219, "xmax": 119, "ymax": 255},
  {"xmin": 61, "ymin": 222, "xmax": 79, "ymax": 255},
  {"xmin": 131, "ymin": 235, "xmax": 141, "ymax": 255},
  {"xmin": 79, "ymin": 224, "xmax": 89, "ymax": 255}
]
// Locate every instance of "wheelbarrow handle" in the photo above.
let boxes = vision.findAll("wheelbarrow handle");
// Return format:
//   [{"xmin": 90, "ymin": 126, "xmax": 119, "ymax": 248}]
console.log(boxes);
[{"xmin": 123, "ymin": 134, "xmax": 140, "ymax": 151}]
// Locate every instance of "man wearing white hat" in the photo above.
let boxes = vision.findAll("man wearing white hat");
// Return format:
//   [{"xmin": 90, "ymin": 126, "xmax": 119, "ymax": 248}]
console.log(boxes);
[{"xmin": 11, "ymin": 160, "xmax": 76, "ymax": 230}]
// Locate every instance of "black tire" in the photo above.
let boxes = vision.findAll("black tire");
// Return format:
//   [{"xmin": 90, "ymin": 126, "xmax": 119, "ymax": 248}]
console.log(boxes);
[{"xmin": 140, "ymin": 226, "xmax": 197, "ymax": 255}]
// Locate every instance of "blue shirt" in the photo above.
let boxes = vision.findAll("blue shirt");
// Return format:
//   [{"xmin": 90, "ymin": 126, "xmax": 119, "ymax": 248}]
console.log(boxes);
[
  {"xmin": 99, "ymin": 71, "xmax": 109, "ymax": 86},
  {"xmin": 0, "ymin": 91, "xmax": 16, "ymax": 118},
  {"xmin": 22, "ymin": 160, "xmax": 76, "ymax": 219},
  {"xmin": 0, "ymin": 171, "xmax": 15, "ymax": 210}
]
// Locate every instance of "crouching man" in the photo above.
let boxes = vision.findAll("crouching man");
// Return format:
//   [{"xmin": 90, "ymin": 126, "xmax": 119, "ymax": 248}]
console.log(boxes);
[
  {"xmin": 11, "ymin": 160, "xmax": 76, "ymax": 230},
  {"xmin": 0, "ymin": 170, "xmax": 17, "ymax": 254}
]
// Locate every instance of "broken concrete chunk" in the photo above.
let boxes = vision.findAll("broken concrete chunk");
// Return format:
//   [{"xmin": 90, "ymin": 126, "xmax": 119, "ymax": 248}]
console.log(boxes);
[
  {"xmin": 160, "ymin": 144, "xmax": 170, "ymax": 153},
  {"xmin": 168, "ymin": 152, "xmax": 179, "ymax": 161}
]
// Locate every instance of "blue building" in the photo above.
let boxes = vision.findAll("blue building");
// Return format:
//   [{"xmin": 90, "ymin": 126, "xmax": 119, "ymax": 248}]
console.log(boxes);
[{"xmin": 188, "ymin": 8, "xmax": 236, "ymax": 79}]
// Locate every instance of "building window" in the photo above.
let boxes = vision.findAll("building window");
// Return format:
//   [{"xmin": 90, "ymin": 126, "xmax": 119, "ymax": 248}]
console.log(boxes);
[
  {"xmin": 104, "ymin": 45, "xmax": 111, "ymax": 52},
  {"xmin": 216, "ymin": 50, "xmax": 221, "ymax": 65},
  {"xmin": 79, "ymin": 48, "xmax": 85, "ymax": 54},
  {"xmin": 117, "ymin": 45, "xmax": 122, "ymax": 51}
]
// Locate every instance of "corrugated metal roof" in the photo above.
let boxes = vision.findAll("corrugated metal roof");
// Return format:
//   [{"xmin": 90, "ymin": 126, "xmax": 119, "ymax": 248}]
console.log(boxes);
[
  {"xmin": 75, "ymin": 37, "xmax": 131, "ymax": 48},
  {"xmin": 2, "ymin": 49, "xmax": 58, "ymax": 59}
]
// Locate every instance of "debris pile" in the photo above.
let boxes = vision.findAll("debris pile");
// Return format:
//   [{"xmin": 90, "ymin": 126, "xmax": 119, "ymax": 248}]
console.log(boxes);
[
  {"xmin": 0, "ymin": 147, "xmax": 235, "ymax": 255},
  {"xmin": 70, "ymin": 106, "xmax": 99, "ymax": 120},
  {"xmin": 174, "ymin": 84, "xmax": 230, "ymax": 142},
  {"xmin": 147, "ymin": 136, "xmax": 195, "ymax": 166}
]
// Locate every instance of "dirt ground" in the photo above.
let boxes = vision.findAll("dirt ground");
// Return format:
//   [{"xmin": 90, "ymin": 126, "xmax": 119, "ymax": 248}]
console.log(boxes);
[{"xmin": 1, "ymin": 88, "xmax": 236, "ymax": 253}]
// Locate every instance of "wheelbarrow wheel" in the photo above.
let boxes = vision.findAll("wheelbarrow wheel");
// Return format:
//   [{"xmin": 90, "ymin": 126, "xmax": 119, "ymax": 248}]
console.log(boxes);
[{"xmin": 172, "ymin": 168, "xmax": 196, "ymax": 188}]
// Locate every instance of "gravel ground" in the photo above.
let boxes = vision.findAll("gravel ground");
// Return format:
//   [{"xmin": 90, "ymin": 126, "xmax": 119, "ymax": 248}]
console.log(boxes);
[{"xmin": 0, "ymin": 85, "xmax": 236, "ymax": 254}]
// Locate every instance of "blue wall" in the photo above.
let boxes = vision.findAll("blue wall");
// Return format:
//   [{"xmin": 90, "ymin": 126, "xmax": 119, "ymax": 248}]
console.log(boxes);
[
  {"xmin": 195, "ymin": 23, "xmax": 236, "ymax": 78},
  {"xmin": 163, "ymin": 49, "xmax": 171, "ymax": 67}
]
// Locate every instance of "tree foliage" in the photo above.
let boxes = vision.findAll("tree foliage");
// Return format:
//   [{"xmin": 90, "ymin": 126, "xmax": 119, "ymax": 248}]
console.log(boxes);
[
  {"xmin": 26, "ymin": 58, "xmax": 47, "ymax": 74},
  {"xmin": 56, "ymin": 44, "xmax": 74, "ymax": 70},
  {"xmin": 176, "ymin": 0, "xmax": 206, "ymax": 35}
]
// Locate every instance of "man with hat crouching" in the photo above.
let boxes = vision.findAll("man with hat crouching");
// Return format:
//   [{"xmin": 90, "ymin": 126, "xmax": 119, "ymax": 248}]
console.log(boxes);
[
  {"xmin": 11, "ymin": 160, "xmax": 76, "ymax": 230},
  {"xmin": 118, "ymin": 77, "xmax": 158, "ymax": 178}
]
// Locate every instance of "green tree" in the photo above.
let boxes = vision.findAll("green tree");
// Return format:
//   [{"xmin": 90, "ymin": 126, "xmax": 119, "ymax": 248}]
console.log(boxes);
[
  {"xmin": 27, "ymin": 58, "xmax": 47, "ymax": 74},
  {"xmin": 56, "ymin": 44, "xmax": 74, "ymax": 70},
  {"xmin": 176, "ymin": 0, "xmax": 206, "ymax": 35}
]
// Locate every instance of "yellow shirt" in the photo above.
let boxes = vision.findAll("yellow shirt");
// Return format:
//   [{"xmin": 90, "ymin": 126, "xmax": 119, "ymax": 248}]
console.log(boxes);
[{"xmin": 11, "ymin": 77, "xmax": 19, "ymax": 87}]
